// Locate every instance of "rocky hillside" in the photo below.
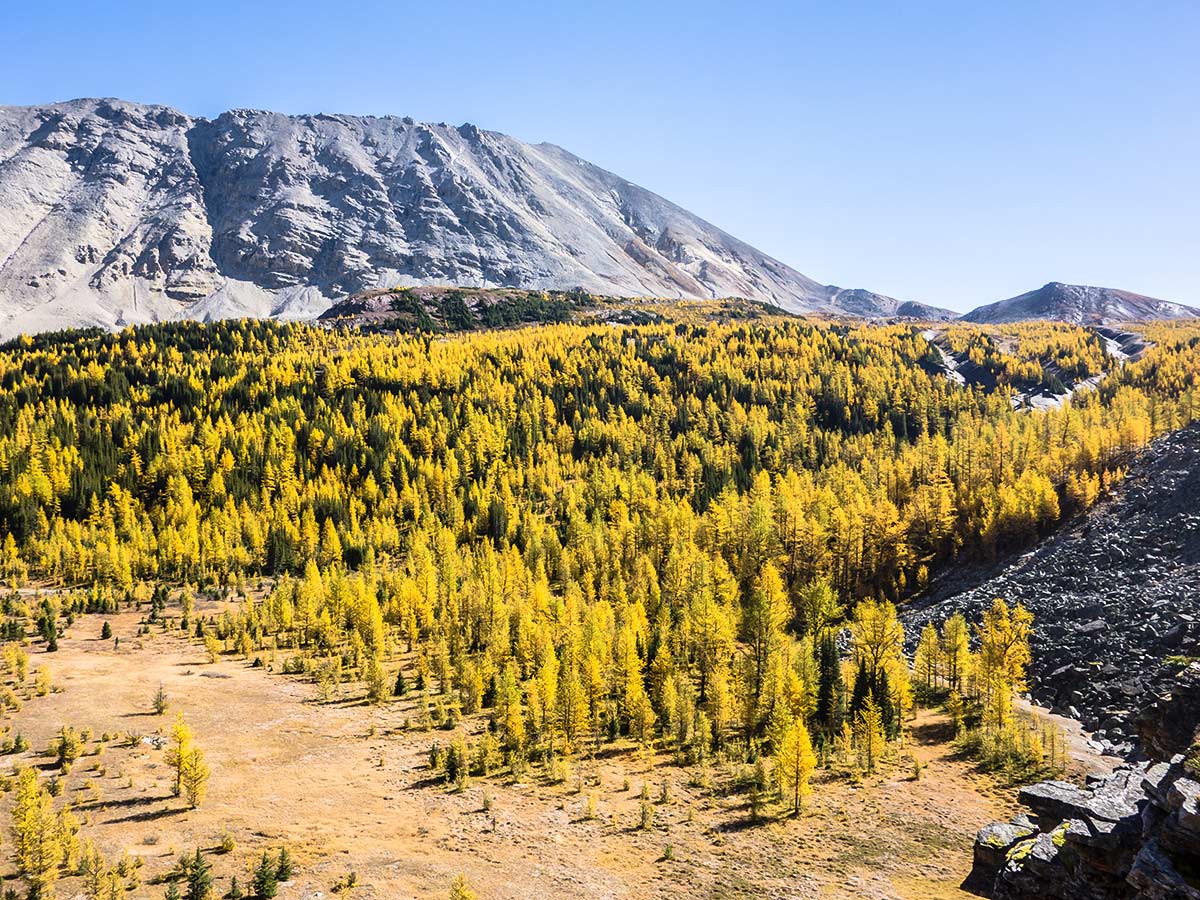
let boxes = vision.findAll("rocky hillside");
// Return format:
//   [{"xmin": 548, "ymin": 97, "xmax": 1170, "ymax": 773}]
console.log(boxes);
[
  {"xmin": 819, "ymin": 288, "xmax": 956, "ymax": 321},
  {"xmin": 0, "ymin": 98, "xmax": 919, "ymax": 337},
  {"xmin": 904, "ymin": 422, "xmax": 1200, "ymax": 757},
  {"xmin": 318, "ymin": 286, "xmax": 597, "ymax": 333},
  {"xmin": 962, "ymin": 282, "xmax": 1200, "ymax": 325},
  {"xmin": 318, "ymin": 285, "xmax": 798, "ymax": 334},
  {"xmin": 935, "ymin": 423, "xmax": 1200, "ymax": 899}
]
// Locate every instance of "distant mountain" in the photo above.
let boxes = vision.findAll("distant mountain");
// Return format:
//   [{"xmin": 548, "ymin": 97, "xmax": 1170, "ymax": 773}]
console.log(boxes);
[
  {"xmin": 895, "ymin": 300, "xmax": 958, "ymax": 321},
  {"xmin": 0, "ymin": 98, "xmax": 915, "ymax": 337},
  {"xmin": 961, "ymin": 282, "xmax": 1200, "ymax": 325},
  {"xmin": 823, "ymin": 288, "xmax": 956, "ymax": 321}
]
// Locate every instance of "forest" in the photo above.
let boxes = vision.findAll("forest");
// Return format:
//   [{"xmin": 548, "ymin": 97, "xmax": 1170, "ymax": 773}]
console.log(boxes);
[
  {"xmin": 0, "ymin": 315, "xmax": 1192, "ymax": 742},
  {"xmin": 0, "ymin": 313, "xmax": 1194, "ymax": 899},
  {"xmin": 0, "ymin": 316, "xmax": 1194, "ymax": 684},
  {"xmin": 0, "ymin": 316, "xmax": 1195, "ymax": 598}
]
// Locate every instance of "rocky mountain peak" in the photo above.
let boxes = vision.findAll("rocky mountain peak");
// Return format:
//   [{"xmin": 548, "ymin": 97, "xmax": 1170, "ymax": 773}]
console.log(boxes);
[
  {"xmin": 0, "ymin": 98, "xmax": 926, "ymax": 337},
  {"xmin": 961, "ymin": 281, "xmax": 1200, "ymax": 325}
]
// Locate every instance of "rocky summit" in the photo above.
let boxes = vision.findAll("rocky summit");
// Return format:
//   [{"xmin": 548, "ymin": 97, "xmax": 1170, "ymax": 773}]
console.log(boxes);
[
  {"xmin": 0, "ymin": 98, "xmax": 918, "ymax": 338},
  {"xmin": 961, "ymin": 282, "xmax": 1200, "ymax": 325}
]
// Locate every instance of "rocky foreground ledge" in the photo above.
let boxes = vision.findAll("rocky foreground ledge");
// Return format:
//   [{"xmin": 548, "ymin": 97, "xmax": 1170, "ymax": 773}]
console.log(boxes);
[
  {"xmin": 970, "ymin": 665, "xmax": 1200, "ymax": 898},
  {"xmin": 972, "ymin": 759, "xmax": 1200, "ymax": 898}
]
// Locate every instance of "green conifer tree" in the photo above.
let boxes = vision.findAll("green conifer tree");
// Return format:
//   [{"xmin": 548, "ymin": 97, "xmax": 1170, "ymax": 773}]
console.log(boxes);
[
  {"xmin": 252, "ymin": 852, "xmax": 278, "ymax": 900},
  {"xmin": 185, "ymin": 849, "xmax": 212, "ymax": 900}
]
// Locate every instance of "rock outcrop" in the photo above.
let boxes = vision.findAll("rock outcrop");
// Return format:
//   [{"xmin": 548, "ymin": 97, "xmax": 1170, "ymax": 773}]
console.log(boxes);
[
  {"xmin": 1137, "ymin": 665, "xmax": 1200, "ymax": 768},
  {"xmin": 969, "ymin": 748, "xmax": 1200, "ymax": 897},
  {"xmin": 0, "ymin": 98, "xmax": 930, "ymax": 337},
  {"xmin": 969, "ymin": 666, "xmax": 1200, "ymax": 898}
]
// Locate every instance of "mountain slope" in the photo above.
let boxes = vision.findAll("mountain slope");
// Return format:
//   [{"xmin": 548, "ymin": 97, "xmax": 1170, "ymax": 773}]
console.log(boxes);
[
  {"xmin": 903, "ymin": 422, "xmax": 1200, "ymax": 756},
  {"xmin": 0, "ymin": 98, "xmax": 916, "ymax": 336},
  {"xmin": 961, "ymin": 281, "xmax": 1200, "ymax": 325}
]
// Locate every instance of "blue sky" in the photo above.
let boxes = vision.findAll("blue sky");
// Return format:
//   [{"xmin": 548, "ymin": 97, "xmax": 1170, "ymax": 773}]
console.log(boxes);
[{"xmin": 3, "ymin": 0, "xmax": 1197, "ymax": 311}]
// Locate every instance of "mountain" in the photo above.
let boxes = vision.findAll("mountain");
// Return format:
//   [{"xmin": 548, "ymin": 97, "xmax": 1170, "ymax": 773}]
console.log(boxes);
[
  {"xmin": 892, "ymin": 300, "xmax": 958, "ymax": 320},
  {"xmin": 821, "ymin": 288, "xmax": 957, "ymax": 321},
  {"xmin": 0, "ymin": 98, "xmax": 921, "ymax": 337},
  {"xmin": 961, "ymin": 281, "xmax": 1200, "ymax": 325}
]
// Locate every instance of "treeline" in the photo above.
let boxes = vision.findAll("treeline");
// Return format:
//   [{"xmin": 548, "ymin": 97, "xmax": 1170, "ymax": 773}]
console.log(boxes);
[{"xmin": 375, "ymin": 287, "xmax": 590, "ymax": 334}]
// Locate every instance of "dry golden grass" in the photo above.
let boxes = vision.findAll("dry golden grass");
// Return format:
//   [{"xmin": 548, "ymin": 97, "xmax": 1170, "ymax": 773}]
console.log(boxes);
[{"xmin": 0, "ymin": 600, "xmax": 1101, "ymax": 900}]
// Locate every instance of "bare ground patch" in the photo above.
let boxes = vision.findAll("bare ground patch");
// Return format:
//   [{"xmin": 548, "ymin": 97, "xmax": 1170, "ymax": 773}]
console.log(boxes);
[{"xmin": 0, "ymin": 607, "xmax": 1042, "ymax": 900}]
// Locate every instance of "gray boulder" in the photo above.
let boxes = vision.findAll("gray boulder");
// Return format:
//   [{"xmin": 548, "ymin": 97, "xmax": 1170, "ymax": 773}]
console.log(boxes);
[{"xmin": 971, "ymin": 758, "xmax": 1200, "ymax": 899}]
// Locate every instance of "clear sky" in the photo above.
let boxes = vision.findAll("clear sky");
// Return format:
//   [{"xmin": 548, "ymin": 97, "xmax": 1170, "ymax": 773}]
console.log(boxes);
[{"xmin": 3, "ymin": 0, "xmax": 1197, "ymax": 311}]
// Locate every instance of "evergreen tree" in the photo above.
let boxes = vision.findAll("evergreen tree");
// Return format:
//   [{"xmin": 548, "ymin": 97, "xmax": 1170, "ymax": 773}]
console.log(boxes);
[
  {"xmin": 275, "ymin": 848, "xmax": 293, "ymax": 882},
  {"xmin": 252, "ymin": 852, "xmax": 278, "ymax": 899},
  {"xmin": 876, "ymin": 668, "xmax": 897, "ymax": 741},
  {"xmin": 848, "ymin": 660, "xmax": 870, "ymax": 720},
  {"xmin": 153, "ymin": 683, "xmax": 169, "ymax": 716},
  {"xmin": 185, "ymin": 849, "xmax": 212, "ymax": 900},
  {"xmin": 814, "ymin": 632, "xmax": 844, "ymax": 735}
]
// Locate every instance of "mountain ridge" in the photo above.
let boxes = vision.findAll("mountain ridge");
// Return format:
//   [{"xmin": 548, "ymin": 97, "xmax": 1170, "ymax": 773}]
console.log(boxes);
[
  {"xmin": 961, "ymin": 281, "xmax": 1200, "ymax": 325},
  {"xmin": 0, "ymin": 97, "xmax": 933, "ymax": 336},
  {"xmin": 5, "ymin": 99, "xmax": 1194, "ymax": 337}
]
